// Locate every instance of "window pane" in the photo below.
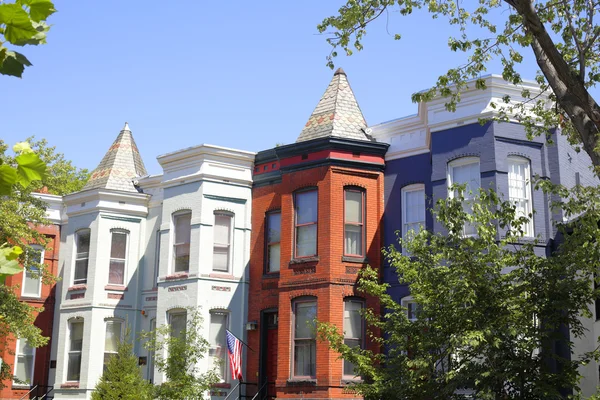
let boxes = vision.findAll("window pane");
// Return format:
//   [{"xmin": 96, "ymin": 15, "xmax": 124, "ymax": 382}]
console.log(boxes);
[
  {"xmin": 295, "ymin": 302, "xmax": 317, "ymax": 339},
  {"xmin": 209, "ymin": 313, "xmax": 227, "ymax": 380},
  {"xmin": 74, "ymin": 259, "xmax": 88, "ymax": 284},
  {"xmin": 344, "ymin": 301, "xmax": 362, "ymax": 339},
  {"xmin": 110, "ymin": 232, "xmax": 127, "ymax": 259},
  {"xmin": 343, "ymin": 339, "xmax": 361, "ymax": 376},
  {"xmin": 170, "ymin": 312, "xmax": 187, "ymax": 339},
  {"xmin": 296, "ymin": 191, "xmax": 317, "ymax": 224},
  {"xmin": 67, "ymin": 353, "xmax": 81, "ymax": 381},
  {"xmin": 294, "ymin": 341, "xmax": 316, "ymax": 377},
  {"xmin": 267, "ymin": 213, "xmax": 281, "ymax": 243},
  {"xmin": 109, "ymin": 260, "xmax": 125, "ymax": 285},
  {"xmin": 104, "ymin": 321, "xmax": 121, "ymax": 352},
  {"xmin": 15, "ymin": 354, "xmax": 34, "ymax": 383},
  {"xmin": 345, "ymin": 191, "xmax": 362, "ymax": 223},
  {"xmin": 214, "ymin": 215, "xmax": 231, "ymax": 245},
  {"xmin": 452, "ymin": 162, "xmax": 480, "ymax": 197},
  {"xmin": 76, "ymin": 231, "xmax": 90, "ymax": 255},
  {"xmin": 405, "ymin": 189, "xmax": 425, "ymax": 224},
  {"xmin": 23, "ymin": 270, "xmax": 41, "ymax": 296},
  {"xmin": 70, "ymin": 322, "xmax": 83, "ymax": 351},
  {"xmin": 296, "ymin": 225, "xmax": 317, "ymax": 257},
  {"xmin": 174, "ymin": 243, "xmax": 190, "ymax": 273},
  {"xmin": 268, "ymin": 244, "xmax": 280, "ymax": 272},
  {"xmin": 174, "ymin": 213, "xmax": 191, "ymax": 244},
  {"xmin": 344, "ymin": 224, "xmax": 362, "ymax": 255},
  {"xmin": 213, "ymin": 247, "xmax": 229, "ymax": 271}
]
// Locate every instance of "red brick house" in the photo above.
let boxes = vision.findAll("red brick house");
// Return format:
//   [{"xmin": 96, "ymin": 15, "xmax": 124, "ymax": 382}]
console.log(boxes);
[
  {"xmin": 0, "ymin": 193, "xmax": 62, "ymax": 400},
  {"xmin": 246, "ymin": 69, "xmax": 389, "ymax": 399}
]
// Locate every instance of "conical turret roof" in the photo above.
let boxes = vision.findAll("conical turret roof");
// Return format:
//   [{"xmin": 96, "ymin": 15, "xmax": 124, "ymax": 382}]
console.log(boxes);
[
  {"xmin": 296, "ymin": 68, "xmax": 370, "ymax": 143},
  {"xmin": 83, "ymin": 123, "xmax": 147, "ymax": 192}
]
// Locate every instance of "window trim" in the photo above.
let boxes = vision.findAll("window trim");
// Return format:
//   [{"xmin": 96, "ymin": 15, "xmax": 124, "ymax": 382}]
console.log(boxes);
[
  {"xmin": 343, "ymin": 297, "xmax": 365, "ymax": 380},
  {"xmin": 22, "ymin": 244, "xmax": 44, "ymax": 298},
  {"xmin": 265, "ymin": 211, "xmax": 281, "ymax": 274},
  {"xmin": 108, "ymin": 230, "xmax": 129, "ymax": 286},
  {"xmin": 209, "ymin": 309, "xmax": 230, "ymax": 382},
  {"xmin": 507, "ymin": 156, "xmax": 534, "ymax": 237},
  {"xmin": 172, "ymin": 211, "xmax": 192, "ymax": 273},
  {"xmin": 294, "ymin": 189, "xmax": 318, "ymax": 259},
  {"xmin": 401, "ymin": 184, "xmax": 426, "ymax": 254},
  {"xmin": 343, "ymin": 188, "xmax": 365, "ymax": 257},
  {"xmin": 103, "ymin": 320, "xmax": 123, "ymax": 370},
  {"xmin": 213, "ymin": 211, "xmax": 234, "ymax": 273},
  {"xmin": 291, "ymin": 297, "xmax": 317, "ymax": 379},
  {"xmin": 13, "ymin": 338, "xmax": 36, "ymax": 386},
  {"xmin": 66, "ymin": 319, "xmax": 84, "ymax": 382},
  {"xmin": 73, "ymin": 229, "xmax": 91, "ymax": 285}
]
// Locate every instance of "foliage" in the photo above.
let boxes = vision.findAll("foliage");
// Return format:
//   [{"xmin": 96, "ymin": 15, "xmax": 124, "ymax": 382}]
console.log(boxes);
[
  {"xmin": 0, "ymin": 0, "xmax": 56, "ymax": 77},
  {"xmin": 142, "ymin": 307, "xmax": 220, "ymax": 400},
  {"xmin": 319, "ymin": 0, "xmax": 600, "ymax": 173},
  {"xmin": 318, "ymin": 184, "xmax": 600, "ymax": 399},
  {"xmin": 92, "ymin": 326, "xmax": 153, "ymax": 400}
]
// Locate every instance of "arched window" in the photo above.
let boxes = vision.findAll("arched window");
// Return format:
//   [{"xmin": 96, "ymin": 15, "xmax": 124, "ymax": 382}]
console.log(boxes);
[
  {"xmin": 294, "ymin": 189, "xmax": 318, "ymax": 258},
  {"xmin": 108, "ymin": 230, "xmax": 128, "ymax": 285},
  {"xmin": 448, "ymin": 157, "xmax": 481, "ymax": 236},
  {"xmin": 73, "ymin": 229, "xmax": 91, "ymax": 285},
  {"xmin": 213, "ymin": 212, "xmax": 233, "ymax": 272},
  {"xmin": 401, "ymin": 184, "xmax": 425, "ymax": 254},
  {"xmin": 344, "ymin": 188, "xmax": 365, "ymax": 257},
  {"xmin": 343, "ymin": 298, "xmax": 365, "ymax": 379},
  {"xmin": 209, "ymin": 310, "xmax": 229, "ymax": 381},
  {"xmin": 507, "ymin": 156, "xmax": 534, "ymax": 237},
  {"xmin": 103, "ymin": 319, "xmax": 123, "ymax": 370},
  {"xmin": 67, "ymin": 318, "xmax": 84, "ymax": 382},
  {"xmin": 292, "ymin": 297, "xmax": 317, "ymax": 378},
  {"xmin": 173, "ymin": 211, "xmax": 191, "ymax": 273}
]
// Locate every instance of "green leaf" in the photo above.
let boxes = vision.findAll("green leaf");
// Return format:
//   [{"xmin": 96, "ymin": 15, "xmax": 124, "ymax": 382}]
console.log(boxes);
[
  {"xmin": 0, "ymin": 3, "xmax": 38, "ymax": 44},
  {"xmin": 0, "ymin": 50, "xmax": 32, "ymax": 77},
  {"xmin": 27, "ymin": 0, "xmax": 56, "ymax": 22},
  {"xmin": 15, "ymin": 152, "xmax": 46, "ymax": 188},
  {"xmin": 0, "ymin": 164, "xmax": 18, "ymax": 195},
  {"xmin": 0, "ymin": 246, "xmax": 23, "ymax": 284}
]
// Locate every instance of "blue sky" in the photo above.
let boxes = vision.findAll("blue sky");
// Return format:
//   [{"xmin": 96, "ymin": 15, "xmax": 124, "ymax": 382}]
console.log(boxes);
[{"xmin": 3, "ymin": 1, "xmax": 546, "ymax": 174}]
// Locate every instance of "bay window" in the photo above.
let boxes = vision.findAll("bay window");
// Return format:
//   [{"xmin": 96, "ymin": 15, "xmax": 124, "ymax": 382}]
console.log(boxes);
[
  {"xmin": 103, "ymin": 320, "xmax": 122, "ymax": 370},
  {"xmin": 169, "ymin": 310, "xmax": 187, "ymax": 340},
  {"xmin": 507, "ymin": 156, "xmax": 533, "ymax": 236},
  {"xmin": 108, "ymin": 231, "xmax": 128, "ymax": 285},
  {"xmin": 173, "ymin": 212, "xmax": 191, "ymax": 273},
  {"xmin": 213, "ymin": 213, "xmax": 233, "ymax": 272},
  {"xmin": 344, "ymin": 189, "xmax": 364, "ymax": 256},
  {"xmin": 266, "ymin": 212, "xmax": 281, "ymax": 273},
  {"xmin": 295, "ymin": 190, "xmax": 317, "ymax": 258},
  {"xmin": 343, "ymin": 298, "xmax": 364, "ymax": 378},
  {"xmin": 209, "ymin": 311, "xmax": 228, "ymax": 380},
  {"xmin": 448, "ymin": 158, "xmax": 481, "ymax": 236},
  {"xmin": 293, "ymin": 298, "xmax": 317, "ymax": 378},
  {"xmin": 67, "ymin": 319, "xmax": 84, "ymax": 381},
  {"xmin": 74, "ymin": 230, "xmax": 90, "ymax": 285}
]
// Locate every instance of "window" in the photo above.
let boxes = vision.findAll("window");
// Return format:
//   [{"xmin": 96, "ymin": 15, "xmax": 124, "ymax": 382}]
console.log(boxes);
[
  {"xmin": 295, "ymin": 190, "xmax": 317, "ymax": 258},
  {"xmin": 13, "ymin": 339, "xmax": 35, "ymax": 385},
  {"xmin": 22, "ymin": 245, "xmax": 43, "ymax": 298},
  {"xmin": 507, "ymin": 157, "xmax": 534, "ymax": 236},
  {"xmin": 104, "ymin": 320, "xmax": 122, "ymax": 370},
  {"xmin": 448, "ymin": 158, "xmax": 481, "ymax": 236},
  {"xmin": 67, "ymin": 320, "xmax": 84, "ymax": 381},
  {"xmin": 173, "ymin": 212, "xmax": 191, "ymax": 273},
  {"xmin": 169, "ymin": 310, "xmax": 187, "ymax": 340},
  {"xmin": 266, "ymin": 212, "xmax": 281, "ymax": 273},
  {"xmin": 209, "ymin": 311, "xmax": 228, "ymax": 380},
  {"xmin": 407, "ymin": 302, "xmax": 421, "ymax": 322},
  {"xmin": 293, "ymin": 298, "xmax": 317, "ymax": 378},
  {"xmin": 154, "ymin": 230, "xmax": 161, "ymax": 285},
  {"xmin": 74, "ymin": 230, "xmax": 90, "ymax": 285},
  {"xmin": 343, "ymin": 299, "xmax": 364, "ymax": 378},
  {"xmin": 148, "ymin": 318, "xmax": 156, "ymax": 383},
  {"xmin": 402, "ymin": 184, "xmax": 425, "ymax": 252},
  {"xmin": 108, "ymin": 231, "xmax": 127, "ymax": 285},
  {"xmin": 344, "ymin": 189, "xmax": 364, "ymax": 256},
  {"xmin": 213, "ymin": 213, "xmax": 233, "ymax": 272}
]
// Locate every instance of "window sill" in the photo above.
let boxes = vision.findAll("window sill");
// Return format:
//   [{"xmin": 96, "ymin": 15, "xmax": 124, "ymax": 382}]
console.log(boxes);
[
  {"xmin": 60, "ymin": 382, "xmax": 80, "ymax": 389},
  {"xmin": 209, "ymin": 272, "xmax": 235, "ymax": 280},
  {"xmin": 20, "ymin": 294, "xmax": 42, "ymax": 299},
  {"xmin": 212, "ymin": 382, "xmax": 231, "ymax": 389},
  {"xmin": 341, "ymin": 378, "xmax": 363, "ymax": 385},
  {"xmin": 11, "ymin": 384, "xmax": 30, "ymax": 390},
  {"xmin": 165, "ymin": 273, "xmax": 189, "ymax": 281},
  {"xmin": 105, "ymin": 285, "xmax": 127, "ymax": 291},
  {"xmin": 289, "ymin": 256, "xmax": 319, "ymax": 266},
  {"xmin": 263, "ymin": 272, "xmax": 280, "ymax": 279},
  {"xmin": 342, "ymin": 256, "xmax": 368, "ymax": 264},
  {"xmin": 67, "ymin": 284, "xmax": 87, "ymax": 292},
  {"xmin": 286, "ymin": 379, "xmax": 316, "ymax": 386}
]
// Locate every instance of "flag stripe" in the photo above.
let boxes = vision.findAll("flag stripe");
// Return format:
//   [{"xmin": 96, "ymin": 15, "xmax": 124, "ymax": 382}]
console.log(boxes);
[{"xmin": 226, "ymin": 330, "xmax": 243, "ymax": 380}]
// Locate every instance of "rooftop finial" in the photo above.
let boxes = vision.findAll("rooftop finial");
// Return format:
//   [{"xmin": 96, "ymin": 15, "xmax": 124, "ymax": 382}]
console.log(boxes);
[
  {"xmin": 333, "ymin": 67, "xmax": 346, "ymax": 76},
  {"xmin": 123, "ymin": 122, "xmax": 130, "ymax": 131}
]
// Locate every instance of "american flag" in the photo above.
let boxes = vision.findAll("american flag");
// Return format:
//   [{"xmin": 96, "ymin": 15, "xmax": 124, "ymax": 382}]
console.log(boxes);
[{"xmin": 226, "ymin": 330, "xmax": 243, "ymax": 381}]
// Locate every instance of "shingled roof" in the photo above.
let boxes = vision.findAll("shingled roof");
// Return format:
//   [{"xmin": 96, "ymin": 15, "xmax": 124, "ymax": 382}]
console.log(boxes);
[
  {"xmin": 296, "ymin": 68, "xmax": 370, "ymax": 143},
  {"xmin": 83, "ymin": 123, "xmax": 147, "ymax": 192}
]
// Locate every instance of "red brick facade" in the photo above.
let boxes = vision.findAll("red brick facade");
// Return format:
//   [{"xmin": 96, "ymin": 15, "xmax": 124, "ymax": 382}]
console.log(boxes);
[
  {"xmin": 247, "ymin": 138, "xmax": 388, "ymax": 399},
  {"xmin": 0, "ymin": 224, "xmax": 59, "ymax": 399}
]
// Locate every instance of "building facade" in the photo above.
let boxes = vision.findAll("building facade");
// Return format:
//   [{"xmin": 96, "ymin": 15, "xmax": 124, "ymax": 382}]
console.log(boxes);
[{"xmin": 246, "ymin": 69, "xmax": 388, "ymax": 399}]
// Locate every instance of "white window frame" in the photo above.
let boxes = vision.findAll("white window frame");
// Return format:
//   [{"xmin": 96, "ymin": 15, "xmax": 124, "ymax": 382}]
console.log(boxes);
[
  {"xmin": 401, "ymin": 184, "xmax": 425, "ymax": 254},
  {"xmin": 447, "ymin": 157, "xmax": 481, "ymax": 237},
  {"xmin": 73, "ymin": 229, "xmax": 91, "ymax": 285},
  {"xmin": 401, "ymin": 296, "xmax": 420, "ymax": 322},
  {"xmin": 507, "ymin": 156, "xmax": 534, "ymax": 237},
  {"xmin": 209, "ymin": 310, "xmax": 229, "ymax": 382},
  {"xmin": 172, "ymin": 211, "xmax": 192, "ymax": 273},
  {"xmin": 213, "ymin": 212, "xmax": 234, "ymax": 273},
  {"xmin": 108, "ymin": 230, "xmax": 129, "ymax": 286},
  {"xmin": 103, "ymin": 320, "xmax": 123, "ymax": 370},
  {"xmin": 22, "ymin": 245, "xmax": 44, "ymax": 298},
  {"xmin": 66, "ymin": 319, "xmax": 84, "ymax": 382},
  {"xmin": 13, "ymin": 338, "xmax": 35, "ymax": 386}
]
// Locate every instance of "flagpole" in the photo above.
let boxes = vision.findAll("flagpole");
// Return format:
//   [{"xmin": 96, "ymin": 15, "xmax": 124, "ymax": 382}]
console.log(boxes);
[{"xmin": 226, "ymin": 329, "xmax": 255, "ymax": 352}]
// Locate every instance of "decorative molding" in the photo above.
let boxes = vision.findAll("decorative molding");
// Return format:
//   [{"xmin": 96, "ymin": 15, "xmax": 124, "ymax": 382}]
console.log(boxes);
[
  {"xmin": 168, "ymin": 285, "xmax": 188, "ymax": 292},
  {"xmin": 107, "ymin": 293, "xmax": 124, "ymax": 300},
  {"xmin": 203, "ymin": 194, "xmax": 247, "ymax": 204},
  {"xmin": 211, "ymin": 285, "xmax": 231, "ymax": 292},
  {"xmin": 101, "ymin": 215, "xmax": 141, "ymax": 223}
]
